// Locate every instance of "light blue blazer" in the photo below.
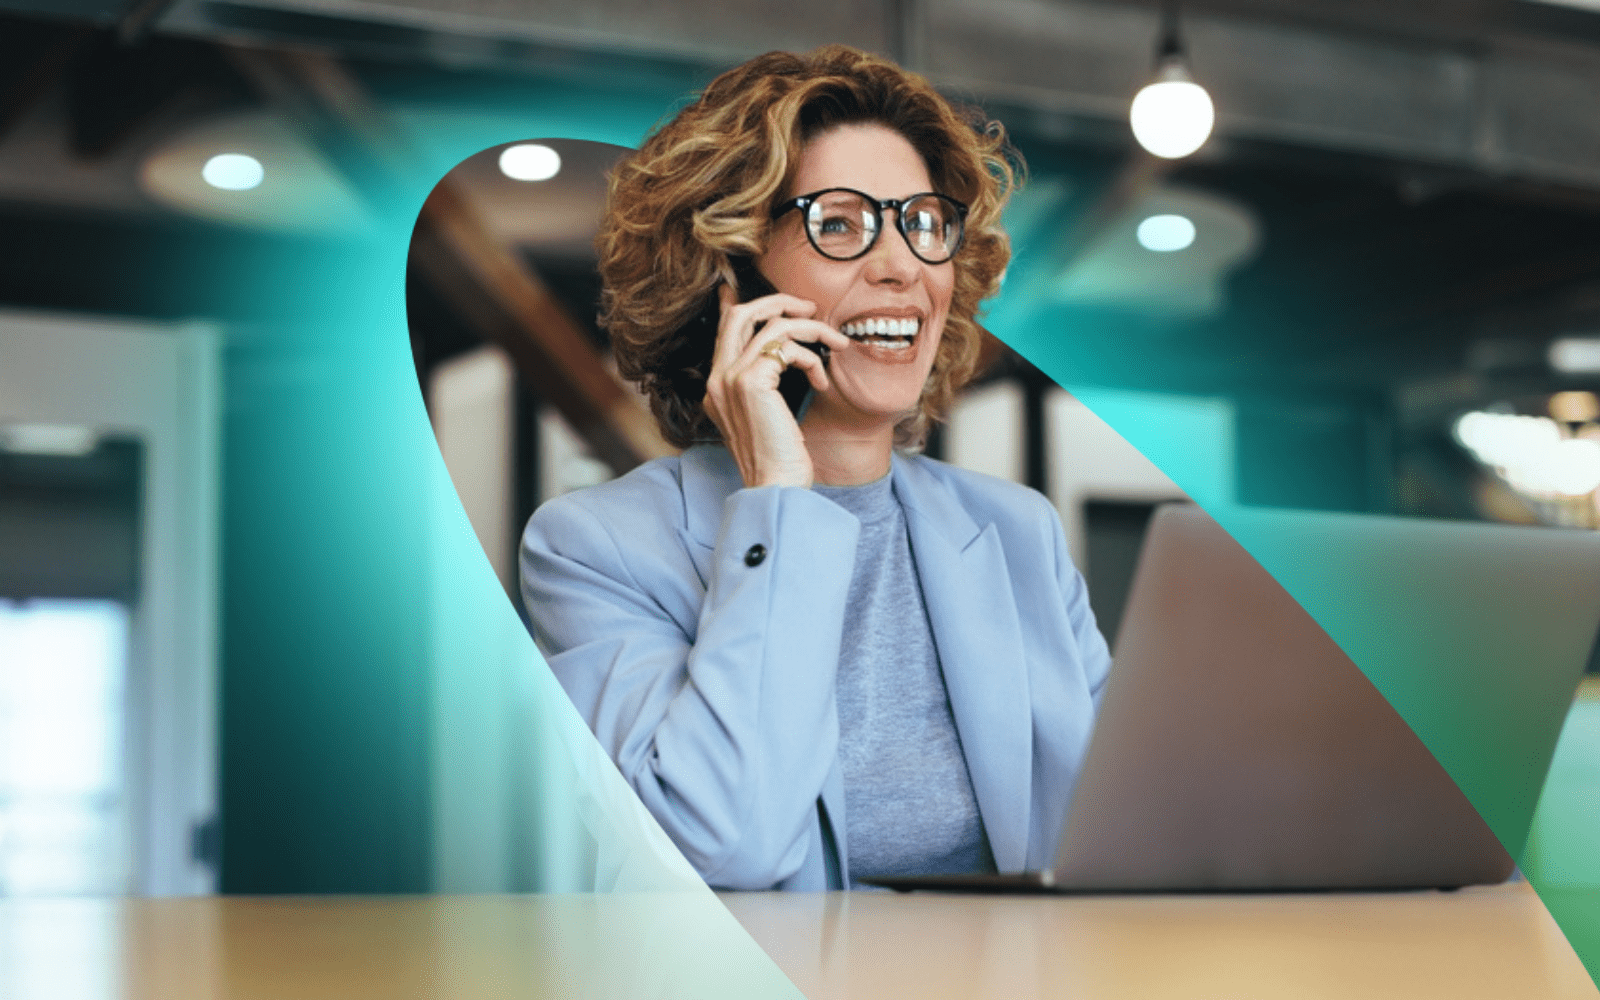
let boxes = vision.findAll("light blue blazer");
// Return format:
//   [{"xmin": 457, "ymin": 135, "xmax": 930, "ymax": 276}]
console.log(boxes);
[{"xmin": 520, "ymin": 444, "xmax": 1111, "ymax": 890}]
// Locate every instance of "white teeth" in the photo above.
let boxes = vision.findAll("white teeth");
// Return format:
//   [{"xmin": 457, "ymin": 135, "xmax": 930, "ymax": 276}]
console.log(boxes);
[{"xmin": 841, "ymin": 317, "xmax": 920, "ymax": 340}]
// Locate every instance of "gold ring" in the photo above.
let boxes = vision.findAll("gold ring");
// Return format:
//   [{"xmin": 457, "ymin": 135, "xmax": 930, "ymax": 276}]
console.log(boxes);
[{"xmin": 760, "ymin": 339, "xmax": 788, "ymax": 370}]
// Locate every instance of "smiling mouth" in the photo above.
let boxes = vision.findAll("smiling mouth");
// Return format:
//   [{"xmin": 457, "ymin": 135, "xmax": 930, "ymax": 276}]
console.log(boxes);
[{"xmin": 840, "ymin": 316, "xmax": 920, "ymax": 350}]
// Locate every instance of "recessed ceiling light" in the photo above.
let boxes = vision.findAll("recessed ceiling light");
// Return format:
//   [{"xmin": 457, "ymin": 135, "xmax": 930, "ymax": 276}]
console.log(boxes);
[
  {"xmin": 1550, "ymin": 337, "xmax": 1600, "ymax": 374},
  {"xmin": 1137, "ymin": 214, "xmax": 1197, "ymax": 252},
  {"xmin": 1521, "ymin": 0, "xmax": 1600, "ymax": 12},
  {"xmin": 143, "ymin": 114, "xmax": 365, "ymax": 233},
  {"xmin": 0, "ymin": 423, "xmax": 99, "ymax": 456},
  {"xmin": 499, "ymin": 144, "xmax": 561, "ymax": 182},
  {"xmin": 202, "ymin": 153, "xmax": 264, "ymax": 191}
]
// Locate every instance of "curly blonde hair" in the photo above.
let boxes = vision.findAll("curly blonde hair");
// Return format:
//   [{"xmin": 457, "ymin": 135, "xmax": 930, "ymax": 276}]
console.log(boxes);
[{"xmin": 598, "ymin": 45, "xmax": 1020, "ymax": 450}]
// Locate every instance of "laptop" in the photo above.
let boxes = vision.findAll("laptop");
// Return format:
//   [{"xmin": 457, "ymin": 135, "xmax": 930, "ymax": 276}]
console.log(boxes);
[{"xmin": 865, "ymin": 503, "xmax": 1600, "ymax": 893}]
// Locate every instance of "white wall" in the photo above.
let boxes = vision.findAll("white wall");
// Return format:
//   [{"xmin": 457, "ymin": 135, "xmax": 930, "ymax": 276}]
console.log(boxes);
[
  {"xmin": 429, "ymin": 345, "xmax": 517, "ymax": 594},
  {"xmin": 1047, "ymin": 388, "xmax": 1216, "ymax": 571},
  {"xmin": 947, "ymin": 380, "xmax": 1025, "ymax": 484},
  {"xmin": 427, "ymin": 345, "xmax": 516, "ymax": 892},
  {"xmin": 902, "ymin": 379, "xmax": 1237, "ymax": 577}
]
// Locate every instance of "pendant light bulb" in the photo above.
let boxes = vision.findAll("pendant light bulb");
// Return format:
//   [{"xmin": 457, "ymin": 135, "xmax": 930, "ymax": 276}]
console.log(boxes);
[
  {"xmin": 1130, "ymin": 56, "xmax": 1215, "ymax": 159},
  {"xmin": 1131, "ymin": 2, "xmax": 1214, "ymax": 160}
]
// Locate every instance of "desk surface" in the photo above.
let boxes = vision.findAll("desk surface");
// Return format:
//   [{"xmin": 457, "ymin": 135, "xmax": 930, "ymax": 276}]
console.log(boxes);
[
  {"xmin": 723, "ymin": 882, "xmax": 1597, "ymax": 1000},
  {"xmin": 1, "ymin": 883, "xmax": 1592, "ymax": 999}
]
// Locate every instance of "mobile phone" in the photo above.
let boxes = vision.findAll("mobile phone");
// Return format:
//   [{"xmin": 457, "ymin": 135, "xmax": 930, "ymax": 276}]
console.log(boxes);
[
  {"xmin": 675, "ymin": 255, "xmax": 824, "ymax": 417},
  {"xmin": 726, "ymin": 256, "xmax": 826, "ymax": 417}
]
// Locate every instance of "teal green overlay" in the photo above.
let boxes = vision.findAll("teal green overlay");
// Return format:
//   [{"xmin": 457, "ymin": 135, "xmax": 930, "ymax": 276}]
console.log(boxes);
[
  {"xmin": 213, "ymin": 65, "xmax": 1599, "ymax": 990},
  {"xmin": 989, "ymin": 312, "xmax": 1600, "ymax": 982},
  {"xmin": 986, "ymin": 160, "xmax": 1600, "ymax": 980},
  {"xmin": 218, "ymin": 78, "xmax": 802, "ymax": 996}
]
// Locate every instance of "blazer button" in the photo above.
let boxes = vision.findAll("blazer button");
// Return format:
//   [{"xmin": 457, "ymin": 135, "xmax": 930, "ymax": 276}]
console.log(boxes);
[{"xmin": 744, "ymin": 543, "xmax": 767, "ymax": 567}]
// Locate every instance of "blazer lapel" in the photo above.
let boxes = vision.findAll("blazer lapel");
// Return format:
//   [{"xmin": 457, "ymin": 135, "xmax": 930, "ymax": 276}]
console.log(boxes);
[
  {"xmin": 893, "ymin": 455, "xmax": 1034, "ymax": 873},
  {"xmin": 673, "ymin": 447, "xmax": 1031, "ymax": 876}
]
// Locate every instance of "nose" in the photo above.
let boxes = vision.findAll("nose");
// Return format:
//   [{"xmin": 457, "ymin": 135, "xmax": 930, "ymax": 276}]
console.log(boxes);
[{"xmin": 861, "ymin": 211, "xmax": 922, "ymax": 287}]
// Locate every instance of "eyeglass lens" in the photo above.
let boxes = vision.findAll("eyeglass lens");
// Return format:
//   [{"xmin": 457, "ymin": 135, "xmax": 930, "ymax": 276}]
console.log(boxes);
[{"xmin": 803, "ymin": 191, "xmax": 962, "ymax": 263}]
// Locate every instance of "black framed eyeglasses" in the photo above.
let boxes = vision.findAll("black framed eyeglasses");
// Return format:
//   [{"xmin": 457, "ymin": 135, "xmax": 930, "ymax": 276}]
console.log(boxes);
[{"xmin": 771, "ymin": 188, "xmax": 969, "ymax": 264}]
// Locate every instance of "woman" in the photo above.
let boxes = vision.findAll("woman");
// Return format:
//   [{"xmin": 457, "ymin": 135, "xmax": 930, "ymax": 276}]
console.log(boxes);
[{"xmin": 520, "ymin": 45, "xmax": 1111, "ymax": 891}]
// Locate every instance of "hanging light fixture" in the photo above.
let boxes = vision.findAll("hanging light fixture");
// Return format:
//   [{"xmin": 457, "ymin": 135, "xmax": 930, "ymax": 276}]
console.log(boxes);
[{"xmin": 1129, "ymin": 0, "xmax": 1215, "ymax": 159}]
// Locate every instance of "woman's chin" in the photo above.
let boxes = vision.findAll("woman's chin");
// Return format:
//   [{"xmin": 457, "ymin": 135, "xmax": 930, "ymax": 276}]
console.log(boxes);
[{"xmin": 807, "ymin": 385, "xmax": 920, "ymax": 431}]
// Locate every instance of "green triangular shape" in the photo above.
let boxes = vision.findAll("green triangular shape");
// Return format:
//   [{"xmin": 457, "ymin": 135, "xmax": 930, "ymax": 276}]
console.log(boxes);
[{"xmin": 994, "ymin": 316, "xmax": 1600, "ymax": 983}]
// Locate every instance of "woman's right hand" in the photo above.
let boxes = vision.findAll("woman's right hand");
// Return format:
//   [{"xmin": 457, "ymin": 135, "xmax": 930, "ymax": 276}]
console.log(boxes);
[{"xmin": 702, "ymin": 283, "xmax": 851, "ymax": 489}]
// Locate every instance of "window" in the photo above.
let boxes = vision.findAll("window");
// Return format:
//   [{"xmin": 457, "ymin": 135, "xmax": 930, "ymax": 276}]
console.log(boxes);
[{"xmin": 0, "ymin": 599, "xmax": 131, "ymax": 895}]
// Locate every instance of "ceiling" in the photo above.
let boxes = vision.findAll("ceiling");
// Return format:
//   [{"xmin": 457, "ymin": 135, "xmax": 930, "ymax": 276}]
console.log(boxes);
[
  {"xmin": 3, "ymin": 0, "xmax": 1600, "ymax": 516},
  {"xmin": 149, "ymin": 0, "xmax": 1600, "ymax": 189},
  {"xmin": 7, "ymin": 0, "xmax": 1600, "ymax": 192}
]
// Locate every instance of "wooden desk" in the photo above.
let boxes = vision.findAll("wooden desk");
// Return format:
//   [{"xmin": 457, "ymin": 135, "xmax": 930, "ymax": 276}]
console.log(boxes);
[
  {"xmin": 722, "ymin": 882, "xmax": 1598, "ymax": 999},
  {"xmin": 1, "ymin": 883, "xmax": 1592, "ymax": 999}
]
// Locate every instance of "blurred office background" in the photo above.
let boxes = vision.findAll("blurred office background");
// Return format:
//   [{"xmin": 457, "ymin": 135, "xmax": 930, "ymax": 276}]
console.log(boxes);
[{"xmin": 3, "ymin": 0, "xmax": 1600, "ymax": 914}]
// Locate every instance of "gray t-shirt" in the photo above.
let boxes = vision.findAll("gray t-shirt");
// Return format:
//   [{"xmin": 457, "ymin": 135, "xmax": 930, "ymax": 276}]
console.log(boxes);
[{"xmin": 815, "ymin": 474, "xmax": 997, "ymax": 887}]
